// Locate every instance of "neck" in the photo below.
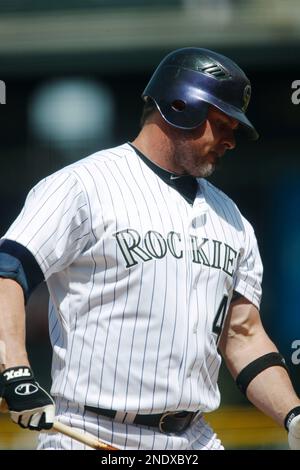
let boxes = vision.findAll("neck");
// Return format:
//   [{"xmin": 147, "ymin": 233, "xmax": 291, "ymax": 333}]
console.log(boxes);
[{"xmin": 132, "ymin": 117, "xmax": 183, "ymax": 175}]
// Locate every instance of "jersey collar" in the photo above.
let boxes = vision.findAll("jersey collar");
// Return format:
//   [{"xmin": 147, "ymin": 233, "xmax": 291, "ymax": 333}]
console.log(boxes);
[{"xmin": 128, "ymin": 143, "xmax": 198, "ymax": 205}]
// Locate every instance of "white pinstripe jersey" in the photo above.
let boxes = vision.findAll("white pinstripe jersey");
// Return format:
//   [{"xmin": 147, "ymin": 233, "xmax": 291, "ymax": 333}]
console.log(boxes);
[{"xmin": 4, "ymin": 143, "xmax": 263, "ymax": 414}]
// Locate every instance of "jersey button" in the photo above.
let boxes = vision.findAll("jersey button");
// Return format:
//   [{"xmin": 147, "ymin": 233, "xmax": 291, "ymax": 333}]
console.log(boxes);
[{"xmin": 193, "ymin": 324, "xmax": 198, "ymax": 333}]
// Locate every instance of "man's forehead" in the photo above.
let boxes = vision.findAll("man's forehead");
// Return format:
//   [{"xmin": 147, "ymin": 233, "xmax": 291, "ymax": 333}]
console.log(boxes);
[{"xmin": 209, "ymin": 106, "xmax": 239, "ymax": 126}]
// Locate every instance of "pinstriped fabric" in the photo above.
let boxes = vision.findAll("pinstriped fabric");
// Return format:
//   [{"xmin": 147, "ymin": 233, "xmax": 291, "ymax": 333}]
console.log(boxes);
[
  {"xmin": 135, "ymin": 160, "xmax": 181, "ymax": 413},
  {"xmin": 204, "ymin": 180, "xmax": 262, "ymax": 307},
  {"xmin": 118, "ymin": 159, "xmax": 157, "ymax": 413},
  {"xmin": 3, "ymin": 143, "xmax": 262, "ymax": 446}
]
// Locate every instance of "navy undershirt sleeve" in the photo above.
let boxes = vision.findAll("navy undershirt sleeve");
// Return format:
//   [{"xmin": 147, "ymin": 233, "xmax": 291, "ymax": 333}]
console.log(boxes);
[{"xmin": 0, "ymin": 239, "xmax": 44, "ymax": 303}]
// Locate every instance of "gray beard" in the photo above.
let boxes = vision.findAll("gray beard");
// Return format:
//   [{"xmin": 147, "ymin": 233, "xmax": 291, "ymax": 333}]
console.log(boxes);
[
  {"xmin": 184, "ymin": 158, "xmax": 222, "ymax": 178},
  {"xmin": 173, "ymin": 149, "xmax": 222, "ymax": 178}
]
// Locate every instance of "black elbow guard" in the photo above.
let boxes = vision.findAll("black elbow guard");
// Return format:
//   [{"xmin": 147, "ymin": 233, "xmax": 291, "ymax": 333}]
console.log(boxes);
[
  {"xmin": 0, "ymin": 239, "xmax": 44, "ymax": 303},
  {"xmin": 236, "ymin": 352, "xmax": 289, "ymax": 395}
]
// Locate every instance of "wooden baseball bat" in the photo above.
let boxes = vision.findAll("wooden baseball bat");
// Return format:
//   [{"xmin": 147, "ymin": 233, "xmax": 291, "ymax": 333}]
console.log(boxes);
[
  {"xmin": 52, "ymin": 420, "xmax": 118, "ymax": 450},
  {"xmin": 1, "ymin": 398, "xmax": 118, "ymax": 450}
]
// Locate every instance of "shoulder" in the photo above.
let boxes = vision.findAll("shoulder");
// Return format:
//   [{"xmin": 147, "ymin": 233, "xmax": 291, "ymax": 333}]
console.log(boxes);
[
  {"xmin": 201, "ymin": 178, "xmax": 233, "ymax": 201},
  {"xmin": 35, "ymin": 143, "xmax": 135, "ymax": 194},
  {"xmin": 201, "ymin": 179, "xmax": 255, "ymax": 235},
  {"xmin": 202, "ymin": 178, "xmax": 239, "ymax": 211},
  {"xmin": 64, "ymin": 143, "xmax": 135, "ymax": 174}
]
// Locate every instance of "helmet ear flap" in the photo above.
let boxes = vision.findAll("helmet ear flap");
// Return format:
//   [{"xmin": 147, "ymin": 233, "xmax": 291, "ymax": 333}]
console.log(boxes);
[
  {"xmin": 143, "ymin": 65, "xmax": 210, "ymax": 130},
  {"xmin": 156, "ymin": 95, "xmax": 209, "ymax": 130}
]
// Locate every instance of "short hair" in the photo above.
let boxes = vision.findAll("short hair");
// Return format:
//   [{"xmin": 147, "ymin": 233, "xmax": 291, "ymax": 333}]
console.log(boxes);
[{"xmin": 140, "ymin": 98, "xmax": 156, "ymax": 128}]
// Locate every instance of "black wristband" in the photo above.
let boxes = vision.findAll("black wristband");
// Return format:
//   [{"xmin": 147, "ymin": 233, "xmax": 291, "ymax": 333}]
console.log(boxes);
[
  {"xmin": 236, "ymin": 352, "xmax": 289, "ymax": 395},
  {"xmin": 284, "ymin": 406, "xmax": 300, "ymax": 431}
]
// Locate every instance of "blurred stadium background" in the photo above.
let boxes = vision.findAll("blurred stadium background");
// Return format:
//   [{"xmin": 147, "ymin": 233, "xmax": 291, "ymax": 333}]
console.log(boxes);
[{"xmin": 0, "ymin": 0, "xmax": 300, "ymax": 450}]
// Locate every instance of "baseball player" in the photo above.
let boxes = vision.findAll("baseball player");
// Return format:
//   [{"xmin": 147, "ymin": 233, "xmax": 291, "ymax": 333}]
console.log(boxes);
[{"xmin": 1, "ymin": 47, "xmax": 300, "ymax": 450}]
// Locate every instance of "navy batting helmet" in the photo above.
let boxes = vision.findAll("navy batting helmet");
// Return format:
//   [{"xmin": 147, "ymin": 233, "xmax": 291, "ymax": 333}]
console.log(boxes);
[{"xmin": 142, "ymin": 47, "xmax": 258, "ymax": 140}]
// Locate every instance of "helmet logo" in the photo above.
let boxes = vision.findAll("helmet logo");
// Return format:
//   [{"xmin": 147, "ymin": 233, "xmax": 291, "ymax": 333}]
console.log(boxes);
[{"xmin": 242, "ymin": 84, "xmax": 251, "ymax": 111}]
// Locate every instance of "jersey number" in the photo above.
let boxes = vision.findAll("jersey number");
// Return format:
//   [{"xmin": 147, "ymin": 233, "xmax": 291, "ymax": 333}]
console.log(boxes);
[{"xmin": 212, "ymin": 295, "xmax": 228, "ymax": 343}]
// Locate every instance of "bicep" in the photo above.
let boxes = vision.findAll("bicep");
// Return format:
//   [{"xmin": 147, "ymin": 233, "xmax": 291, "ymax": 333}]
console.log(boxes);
[
  {"xmin": 220, "ymin": 296, "xmax": 262, "ymax": 345},
  {"xmin": 219, "ymin": 296, "xmax": 276, "ymax": 377}
]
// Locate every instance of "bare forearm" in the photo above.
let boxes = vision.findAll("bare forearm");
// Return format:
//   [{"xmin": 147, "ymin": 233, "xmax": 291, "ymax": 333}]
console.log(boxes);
[
  {"xmin": 220, "ymin": 298, "xmax": 300, "ymax": 427},
  {"xmin": 224, "ymin": 331, "xmax": 300, "ymax": 427},
  {"xmin": 0, "ymin": 278, "xmax": 29, "ymax": 372},
  {"xmin": 0, "ymin": 278, "xmax": 55, "ymax": 431},
  {"xmin": 246, "ymin": 365, "xmax": 300, "ymax": 426}
]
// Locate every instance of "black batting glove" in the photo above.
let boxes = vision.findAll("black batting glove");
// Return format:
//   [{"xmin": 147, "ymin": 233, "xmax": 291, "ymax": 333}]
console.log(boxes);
[
  {"xmin": 0, "ymin": 366, "xmax": 55, "ymax": 430},
  {"xmin": 285, "ymin": 407, "xmax": 300, "ymax": 450}
]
